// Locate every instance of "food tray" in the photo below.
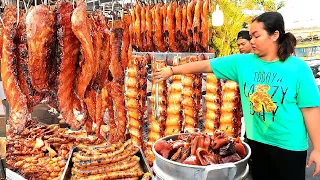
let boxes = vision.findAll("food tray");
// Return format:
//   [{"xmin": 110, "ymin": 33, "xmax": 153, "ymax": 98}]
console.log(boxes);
[
  {"xmin": 6, "ymin": 168, "xmax": 26, "ymax": 180},
  {"xmin": 61, "ymin": 145, "xmax": 153, "ymax": 180}
]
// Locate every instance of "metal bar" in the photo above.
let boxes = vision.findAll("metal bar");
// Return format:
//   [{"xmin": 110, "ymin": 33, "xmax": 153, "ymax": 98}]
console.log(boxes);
[{"xmin": 132, "ymin": 52, "xmax": 216, "ymax": 66}]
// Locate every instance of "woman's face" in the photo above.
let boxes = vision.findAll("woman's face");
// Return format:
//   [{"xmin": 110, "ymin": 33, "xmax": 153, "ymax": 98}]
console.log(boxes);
[{"xmin": 249, "ymin": 21, "xmax": 279, "ymax": 57}]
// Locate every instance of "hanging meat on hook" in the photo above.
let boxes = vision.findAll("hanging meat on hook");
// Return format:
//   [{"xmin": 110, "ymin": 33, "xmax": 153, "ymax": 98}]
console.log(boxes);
[
  {"xmin": 175, "ymin": 3, "xmax": 188, "ymax": 52},
  {"xmin": 193, "ymin": 0, "xmax": 203, "ymax": 51},
  {"xmin": 153, "ymin": 4, "xmax": 167, "ymax": 52},
  {"xmin": 130, "ymin": 5, "xmax": 137, "ymax": 50},
  {"xmin": 90, "ymin": 11, "xmax": 104, "ymax": 85},
  {"xmin": 166, "ymin": 2, "xmax": 178, "ymax": 52},
  {"xmin": 17, "ymin": 10, "xmax": 42, "ymax": 112},
  {"xmin": 134, "ymin": 3, "xmax": 142, "ymax": 51},
  {"xmin": 121, "ymin": 14, "xmax": 131, "ymax": 70},
  {"xmin": 72, "ymin": 0, "xmax": 94, "ymax": 99},
  {"xmin": 201, "ymin": 0, "xmax": 209, "ymax": 51},
  {"xmin": 145, "ymin": 6, "xmax": 155, "ymax": 52},
  {"xmin": 187, "ymin": 0, "xmax": 196, "ymax": 51},
  {"xmin": 83, "ymin": 11, "xmax": 106, "ymax": 136},
  {"xmin": 109, "ymin": 28, "xmax": 124, "ymax": 83},
  {"xmin": 25, "ymin": 4, "xmax": 56, "ymax": 93},
  {"xmin": 181, "ymin": 3, "xmax": 188, "ymax": 42},
  {"xmin": 1, "ymin": 5, "xmax": 30, "ymax": 133},
  {"xmin": 109, "ymin": 26, "xmax": 127, "ymax": 142},
  {"xmin": 56, "ymin": 1, "xmax": 86, "ymax": 130},
  {"xmin": 162, "ymin": 3, "xmax": 168, "ymax": 50},
  {"xmin": 140, "ymin": 5, "xmax": 147, "ymax": 52}
]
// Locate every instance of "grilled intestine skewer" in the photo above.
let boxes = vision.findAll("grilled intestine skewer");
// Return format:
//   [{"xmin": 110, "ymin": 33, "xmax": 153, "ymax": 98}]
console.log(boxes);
[
  {"xmin": 181, "ymin": 57, "xmax": 197, "ymax": 132},
  {"xmin": 204, "ymin": 73, "xmax": 221, "ymax": 134},
  {"xmin": 126, "ymin": 55, "xmax": 147, "ymax": 149},
  {"xmin": 181, "ymin": 56, "xmax": 203, "ymax": 132},
  {"xmin": 219, "ymin": 80, "xmax": 242, "ymax": 137},
  {"xmin": 145, "ymin": 60, "xmax": 168, "ymax": 165},
  {"xmin": 165, "ymin": 57, "xmax": 183, "ymax": 136}
]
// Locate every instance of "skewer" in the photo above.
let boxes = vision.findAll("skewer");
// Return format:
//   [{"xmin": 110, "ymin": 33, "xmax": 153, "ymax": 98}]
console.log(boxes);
[{"xmin": 152, "ymin": 57, "xmax": 160, "ymax": 122}]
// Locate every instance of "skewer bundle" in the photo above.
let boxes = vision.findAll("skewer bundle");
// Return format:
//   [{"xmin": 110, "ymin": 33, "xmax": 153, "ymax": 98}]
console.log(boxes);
[
  {"xmin": 219, "ymin": 80, "xmax": 242, "ymax": 137},
  {"xmin": 145, "ymin": 60, "xmax": 168, "ymax": 165},
  {"xmin": 180, "ymin": 56, "xmax": 202, "ymax": 132},
  {"xmin": 125, "ymin": 55, "xmax": 149, "ymax": 149},
  {"xmin": 165, "ymin": 57, "xmax": 183, "ymax": 136},
  {"xmin": 204, "ymin": 73, "xmax": 222, "ymax": 133}
]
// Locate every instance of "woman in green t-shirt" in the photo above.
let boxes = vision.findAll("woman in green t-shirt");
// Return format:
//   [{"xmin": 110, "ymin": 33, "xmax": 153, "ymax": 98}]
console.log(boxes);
[{"xmin": 154, "ymin": 12, "xmax": 320, "ymax": 180}]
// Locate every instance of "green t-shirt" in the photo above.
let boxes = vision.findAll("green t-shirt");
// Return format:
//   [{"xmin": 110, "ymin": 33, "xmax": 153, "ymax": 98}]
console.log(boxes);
[{"xmin": 210, "ymin": 54, "xmax": 320, "ymax": 151}]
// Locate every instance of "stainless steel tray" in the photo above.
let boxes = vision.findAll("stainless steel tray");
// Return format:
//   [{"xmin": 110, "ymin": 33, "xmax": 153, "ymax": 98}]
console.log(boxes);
[
  {"xmin": 6, "ymin": 168, "xmax": 26, "ymax": 180},
  {"xmin": 61, "ymin": 145, "xmax": 153, "ymax": 180}
]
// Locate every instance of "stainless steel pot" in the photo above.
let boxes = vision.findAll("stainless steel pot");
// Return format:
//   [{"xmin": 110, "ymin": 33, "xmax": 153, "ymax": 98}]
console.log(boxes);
[{"xmin": 152, "ymin": 133, "xmax": 251, "ymax": 180}]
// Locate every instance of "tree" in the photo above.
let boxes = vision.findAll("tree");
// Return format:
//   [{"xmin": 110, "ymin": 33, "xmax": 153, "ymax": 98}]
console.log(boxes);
[
  {"xmin": 209, "ymin": 0, "xmax": 285, "ymax": 57},
  {"xmin": 209, "ymin": 0, "xmax": 247, "ymax": 56},
  {"xmin": 242, "ymin": 0, "xmax": 285, "ymax": 12}
]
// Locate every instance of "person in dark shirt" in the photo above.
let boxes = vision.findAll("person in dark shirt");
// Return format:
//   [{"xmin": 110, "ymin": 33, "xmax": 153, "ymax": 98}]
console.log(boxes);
[{"xmin": 237, "ymin": 30, "xmax": 253, "ymax": 54}]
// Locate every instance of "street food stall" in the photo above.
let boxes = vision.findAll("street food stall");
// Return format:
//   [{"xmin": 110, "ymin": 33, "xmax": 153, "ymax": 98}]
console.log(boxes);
[{"xmin": 0, "ymin": 0, "xmax": 249, "ymax": 179}]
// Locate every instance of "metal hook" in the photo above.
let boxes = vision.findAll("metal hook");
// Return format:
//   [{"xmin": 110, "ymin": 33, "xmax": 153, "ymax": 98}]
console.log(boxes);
[
  {"xmin": 26, "ymin": 0, "xmax": 31, "ymax": 9},
  {"xmin": 23, "ymin": 0, "xmax": 28, "ymax": 13},
  {"xmin": 0, "ymin": 16, "xmax": 5, "ymax": 28},
  {"xmin": 16, "ymin": 0, "xmax": 20, "ymax": 26}
]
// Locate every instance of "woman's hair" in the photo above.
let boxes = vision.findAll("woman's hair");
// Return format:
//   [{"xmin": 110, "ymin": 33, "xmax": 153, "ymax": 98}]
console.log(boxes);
[{"xmin": 252, "ymin": 12, "xmax": 296, "ymax": 62}]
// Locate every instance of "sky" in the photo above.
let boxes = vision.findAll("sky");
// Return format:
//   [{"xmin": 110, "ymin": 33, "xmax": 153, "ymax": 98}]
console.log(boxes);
[{"xmin": 277, "ymin": 0, "xmax": 320, "ymax": 29}]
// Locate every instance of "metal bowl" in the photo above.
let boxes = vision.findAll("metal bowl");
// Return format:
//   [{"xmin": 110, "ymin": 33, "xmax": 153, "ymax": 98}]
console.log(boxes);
[{"xmin": 152, "ymin": 133, "xmax": 251, "ymax": 180}]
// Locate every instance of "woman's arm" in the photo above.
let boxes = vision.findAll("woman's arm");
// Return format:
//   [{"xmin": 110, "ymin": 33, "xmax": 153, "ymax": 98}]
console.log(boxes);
[
  {"xmin": 303, "ymin": 107, "xmax": 320, "ymax": 176},
  {"xmin": 153, "ymin": 60, "xmax": 212, "ymax": 82}
]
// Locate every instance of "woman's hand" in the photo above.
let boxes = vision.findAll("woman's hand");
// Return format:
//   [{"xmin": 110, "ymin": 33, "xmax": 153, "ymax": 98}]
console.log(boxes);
[
  {"xmin": 153, "ymin": 67, "xmax": 173, "ymax": 82},
  {"xmin": 307, "ymin": 149, "xmax": 320, "ymax": 176}
]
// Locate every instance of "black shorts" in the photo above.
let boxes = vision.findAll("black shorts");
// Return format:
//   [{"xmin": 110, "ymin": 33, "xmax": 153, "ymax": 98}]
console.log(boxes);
[{"xmin": 247, "ymin": 139, "xmax": 307, "ymax": 180}]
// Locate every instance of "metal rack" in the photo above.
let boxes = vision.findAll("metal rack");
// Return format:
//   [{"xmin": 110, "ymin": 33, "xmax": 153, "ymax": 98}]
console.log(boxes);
[{"xmin": 132, "ymin": 52, "xmax": 216, "ymax": 66}]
